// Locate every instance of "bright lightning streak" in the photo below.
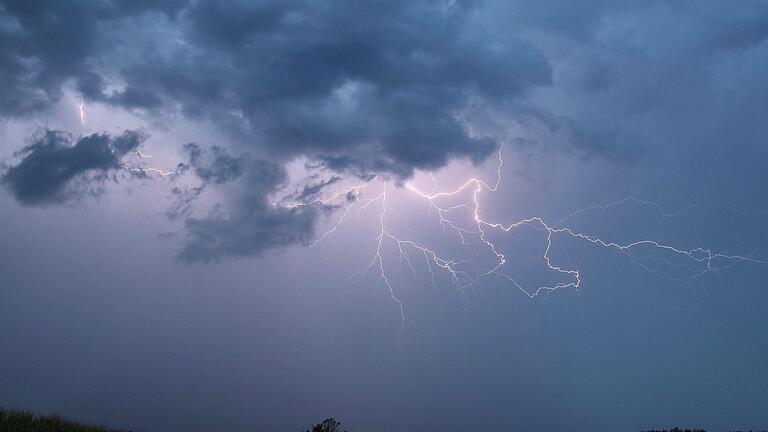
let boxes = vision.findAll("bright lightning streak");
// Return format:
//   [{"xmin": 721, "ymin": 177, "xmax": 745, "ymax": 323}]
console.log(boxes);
[
  {"xmin": 276, "ymin": 177, "xmax": 378, "ymax": 210},
  {"xmin": 276, "ymin": 146, "xmax": 766, "ymax": 337},
  {"xmin": 369, "ymin": 187, "xmax": 408, "ymax": 345},
  {"xmin": 121, "ymin": 165, "xmax": 176, "ymax": 177},
  {"xmin": 78, "ymin": 95, "xmax": 167, "ymax": 176},
  {"xmin": 78, "ymin": 96, "xmax": 86, "ymax": 126},
  {"xmin": 121, "ymin": 150, "xmax": 176, "ymax": 177}
]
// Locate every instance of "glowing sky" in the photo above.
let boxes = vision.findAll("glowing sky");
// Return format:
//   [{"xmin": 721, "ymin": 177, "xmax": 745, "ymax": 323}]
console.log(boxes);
[{"xmin": 1, "ymin": 1, "xmax": 768, "ymax": 431}]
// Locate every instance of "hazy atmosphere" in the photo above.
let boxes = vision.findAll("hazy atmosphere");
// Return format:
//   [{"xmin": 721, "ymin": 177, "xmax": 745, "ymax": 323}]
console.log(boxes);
[{"xmin": 1, "ymin": 1, "xmax": 768, "ymax": 431}]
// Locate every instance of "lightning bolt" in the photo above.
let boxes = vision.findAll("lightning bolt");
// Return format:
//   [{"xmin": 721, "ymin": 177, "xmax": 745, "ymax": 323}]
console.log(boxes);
[
  {"xmin": 121, "ymin": 165, "xmax": 176, "ymax": 177},
  {"xmin": 78, "ymin": 96, "xmax": 86, "ymax": 126},
  {"xmin": 275, "ymin": 146, "xmax": 766, "ymax": 340},
  {"xmin": 120, "ymin": 149, "xmax": 176, "ymax": 177},
  {"xmin": 276, "ymin": 176, "xmax": 377, "ymax": 210}
]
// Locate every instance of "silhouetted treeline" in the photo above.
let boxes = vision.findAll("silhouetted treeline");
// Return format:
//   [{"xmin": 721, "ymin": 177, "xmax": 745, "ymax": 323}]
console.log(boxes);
[
  {"xmin": 641, "ymin": 427, "xmax": 768, "ymax": 432},
  {"xmin": 305, "ymin": 417, "xmax": 347, "ymax": 432},
  {"xmin": 14, "ymin": 409, "xmax": 761, "ymax": 432},
  {"xmin": 641, "ymin": 428, "xmax": 705, "ymax": 432}
]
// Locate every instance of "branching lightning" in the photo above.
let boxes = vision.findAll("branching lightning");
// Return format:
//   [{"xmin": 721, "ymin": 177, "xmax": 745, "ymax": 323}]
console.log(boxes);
[
  {"xmin": 121, "ymin": 151, "xmax": 176, "ymax": 177},
  {"xmin": 74, "ymin": 97, "xmax": 173, "ymax": 176},
  {"xmin": 73, "ymin": 96, "xmax": 174, "ymax": 177},
  {"xmin": 121, "ymin": 165, "xmax": 176, "ymax": 177},
  {"xmin": 274, "ymin": 147, "xmax": 766, "ymax": 338}
]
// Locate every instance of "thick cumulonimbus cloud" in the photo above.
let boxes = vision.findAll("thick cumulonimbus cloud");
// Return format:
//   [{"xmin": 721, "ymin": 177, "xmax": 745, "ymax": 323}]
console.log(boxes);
[
  {"xmin": 183, "ymin": 143, "xmax": 245, "ymax": 185},
  {"xmin": 1, "ymin": 130, "xmax": 143, "ymax": 205},
  {"xmin": 2, "ymin": 0, "xmax": 551, "ymax": 176},
  {"xmin": 3, "ymin": 0, "xmax": 768, "ymax": 261},
  {"xmin": 180, "ymin": 157, "xmax": 319, "ymax": 262},
  {"xmin": 0, "ymin": 0, "xmax": 186, "ymax": 117},
  {"xmin": 169, "ymin": 142, "xmax": 322, "ymax": 262},
  {"xmin": 0, "ymin": 0, "xmax": 554, "ymax": 261}
]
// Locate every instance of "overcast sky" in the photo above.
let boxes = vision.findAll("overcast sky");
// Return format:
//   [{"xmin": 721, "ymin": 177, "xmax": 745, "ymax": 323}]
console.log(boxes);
[{"xmin": 1, "ymin": 1, "xmax": 768, "ymax": 431}]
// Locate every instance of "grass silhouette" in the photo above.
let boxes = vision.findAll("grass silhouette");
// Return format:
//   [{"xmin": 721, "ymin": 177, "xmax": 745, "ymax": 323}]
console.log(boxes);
[{"xmin": 0, "ymin": 408, "xmax": 129, "ymax": 432}]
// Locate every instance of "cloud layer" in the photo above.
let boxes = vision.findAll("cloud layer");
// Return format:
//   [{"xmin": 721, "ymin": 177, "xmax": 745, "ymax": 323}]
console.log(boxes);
[{"xmin": 2, "ymin": 0, "xmax": 768, "ymax": 260}]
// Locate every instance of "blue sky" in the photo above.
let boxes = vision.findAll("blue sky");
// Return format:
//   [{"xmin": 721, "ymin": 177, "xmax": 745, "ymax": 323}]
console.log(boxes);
[{"xmin": 1, "ymin": 1, "xmax": 768, "ymax": 431}]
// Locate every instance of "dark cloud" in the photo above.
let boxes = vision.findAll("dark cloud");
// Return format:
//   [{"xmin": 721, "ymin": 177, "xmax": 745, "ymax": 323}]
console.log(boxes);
[
  {"xmin": 152, "ymin": 144, "xmax": 320, "ymax": 262},
  {"xmin": 165, "ymin": 184, "xmax": 205, "ymax": 220},
  {"xmin": 291, "ymin": 175, "xmax": 342, "ymax": 204},
  {"xmin": 4, "ymin": 0, "xmax": 767, "ymax": 169},
  {"xmin": 0, "ymin": 0, "xmax": 552, "ymax": 176},
  {"xmin": 4, "ymin": 0, "xmax": 768, "ymax": 260},
  {"xmin": 183, "ymin": 143, "xmax": 245, "ymax": 185},
  {"xmin": 181, "ymin": 203, "xmax": 318, "ymax": 263},
  {"xmin": 179, "ymin": 157, "xmax": 318, "ymax": 263},
  {"xmin": 90, "ymin": 0, "xmax": 551, "ymax": 177},
  {"xmin": 1, "ymin": 130, "xmax": 143, "ymax": 205},
  {"xmin": 478, "ymin": 0, "xmax": 768, "ymax": 162},
  {"xmin": 0, "ymin": 0, "xmax": 188, "ymax": 116},
  {"xmin": 0, "ymin": 0, "xmax": 553, "ymax": 260}
]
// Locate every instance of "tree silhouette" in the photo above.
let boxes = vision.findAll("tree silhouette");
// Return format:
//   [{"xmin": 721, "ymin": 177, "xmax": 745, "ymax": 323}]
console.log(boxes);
[
  {"xmin": 641, "ymin": 428, "xmax": 706, "ymax": 432},
  {"xmin": 305, "ymin": 417, "xmax": 346, "ymax": 432}
]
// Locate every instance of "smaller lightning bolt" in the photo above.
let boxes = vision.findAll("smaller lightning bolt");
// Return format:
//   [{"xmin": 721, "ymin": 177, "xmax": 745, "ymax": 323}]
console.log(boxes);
[
  {"xmin": 555, "ymin": 196, "xmax": 768, "ymax": 227},
  {"xmin": 120, "ymin": 148, "xmax": 177, "ymax": 177},
  {"xmin": 276, "ymin": 176, "xmax": 378, "ymax": 209},
  {"xmin": 78, "ymin": 96, "xmax": 86, "ymax": 126},
  {"xmin": 121, "ymin": 165, "xmax": 176, "ymax": 177},
  {"xmin": 368, "ymin": 186, "xmax": 408, "ymax": 346}
]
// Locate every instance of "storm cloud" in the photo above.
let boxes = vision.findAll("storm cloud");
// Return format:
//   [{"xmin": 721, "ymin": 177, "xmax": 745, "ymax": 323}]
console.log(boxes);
[
  {"xmin": 0, "ymin": 0, "xmax": 557, "ymax": 259},
  {"xmin": 183, "ymin": 143, "xmax": 245, "ymax": 185},
  {"xmin": 2, "ymin": 0, "xmax": 768, "ymax": 260},
  {"xmin": 1, "ymin": 0, "xmax": 553, "ymax": 175},
  {"xmin": 1, "ymin": 130, "xmax": 143, "ymax": 205},
  {"xmin": 0, "ymin": 0, "xmax": 186, "ymax": 117},
  {"xmin": 178, "ymin": 155, "xmax": 319, "ymax": 263}
]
